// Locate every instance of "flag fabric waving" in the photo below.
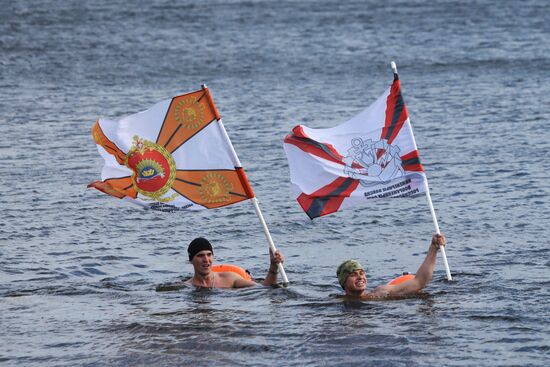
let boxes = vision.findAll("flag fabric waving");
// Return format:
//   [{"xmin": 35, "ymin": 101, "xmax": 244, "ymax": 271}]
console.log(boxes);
[
  {"xmin": 89, "ymin": 86, "xmax": 255, "ymax": 211},
  {"xmin": 283, "ymin": 74, "xmax": 427, "ymax": 219}
]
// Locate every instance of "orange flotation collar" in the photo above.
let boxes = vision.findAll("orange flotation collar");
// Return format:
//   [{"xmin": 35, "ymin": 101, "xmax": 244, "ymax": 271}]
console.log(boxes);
[
  {"xmin": 211, "ymin": 264, "xmax": 252, "ymax": 281},
  {"xmin": 388, "ymin": 273, "xmax": 415, "ymax": 285}
]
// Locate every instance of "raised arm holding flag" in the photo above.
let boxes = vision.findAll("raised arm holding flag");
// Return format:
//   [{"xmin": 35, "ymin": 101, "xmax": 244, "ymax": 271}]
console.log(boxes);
[
  {"xmin": 337, "ymin": 233, "xmax": 446, "ymax": 300},
  {"xmin": 283, "ymin": 62, "xmax": 452, "ymax": 282}
]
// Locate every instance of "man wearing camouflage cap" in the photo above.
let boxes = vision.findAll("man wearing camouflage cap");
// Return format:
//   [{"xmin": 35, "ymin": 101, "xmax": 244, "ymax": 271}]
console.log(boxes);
[{"xmin": 337, "ymin": 233, "xmax": 446, "ymax": 300}]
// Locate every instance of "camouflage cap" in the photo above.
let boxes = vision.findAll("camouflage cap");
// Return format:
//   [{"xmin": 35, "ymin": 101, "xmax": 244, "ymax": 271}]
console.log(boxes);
[{"xmin": 336, "ymin": 260, "xmax": 365, "ymax": 289}]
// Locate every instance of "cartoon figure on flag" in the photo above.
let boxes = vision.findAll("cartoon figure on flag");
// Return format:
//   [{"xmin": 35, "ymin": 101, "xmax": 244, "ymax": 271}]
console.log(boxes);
[
  {"xmin": 88, "ymin": 86, "xmax": 254, "ymax": 210},
  {"xmin": 283, "ymin": 68, "xmax": 427, "ymax": 219},
  {"xmin": 343, "ymin": 137, "xmax": 405, "ymax": 186}
]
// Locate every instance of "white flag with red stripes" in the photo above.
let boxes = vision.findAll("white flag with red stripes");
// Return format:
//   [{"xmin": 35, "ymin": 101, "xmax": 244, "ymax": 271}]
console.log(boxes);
[{"xmin": 283, "ymin": 74, "xmax": 427, "ymax": 219}]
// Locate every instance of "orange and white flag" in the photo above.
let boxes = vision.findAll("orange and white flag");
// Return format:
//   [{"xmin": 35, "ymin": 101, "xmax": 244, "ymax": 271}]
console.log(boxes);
[{"xmin": 88, "ymin": 86, "xmax": 254, "ymax": 211}]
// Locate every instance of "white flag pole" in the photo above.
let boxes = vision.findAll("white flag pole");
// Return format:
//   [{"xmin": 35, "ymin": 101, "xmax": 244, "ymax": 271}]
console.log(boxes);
[
  {"xmin": 424, "ymin": 181, "xmax": 453, "ymax": 281},
  {"xmin": 202, "ymin": 85, "xmax": 290, "ymax": 285},
  {"xmin": 390, "ymin": 62, "xmax": 452, "ymax": 281},
  {"xmin": 249, "ymin": 196, "xmax": 290, "ymax": 284}
]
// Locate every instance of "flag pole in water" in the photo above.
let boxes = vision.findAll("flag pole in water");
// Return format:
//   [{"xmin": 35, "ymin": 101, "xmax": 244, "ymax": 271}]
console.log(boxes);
[
  {"xmin": 390, "ymin": 61, "xmax": 453, "ymax": 281},
  {"xmin": 202, "ymin": 84, "xmax": 290, "ymax": 285}
]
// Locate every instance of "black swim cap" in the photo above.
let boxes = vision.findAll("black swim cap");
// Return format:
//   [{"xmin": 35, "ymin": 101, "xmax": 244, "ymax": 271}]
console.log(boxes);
[{"xmin": 188, "ymin": 237, "xmax": 213, "ymax": 261}]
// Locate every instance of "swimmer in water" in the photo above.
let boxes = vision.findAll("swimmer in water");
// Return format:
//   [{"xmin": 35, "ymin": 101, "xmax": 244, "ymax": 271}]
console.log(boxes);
[
  {"xmin": 185, "ymin": 237, "xmax": 284, "ymax": 288},
  {"xmin": 336, "ymin": 233, "xmax": 446, "ymax": 300}
]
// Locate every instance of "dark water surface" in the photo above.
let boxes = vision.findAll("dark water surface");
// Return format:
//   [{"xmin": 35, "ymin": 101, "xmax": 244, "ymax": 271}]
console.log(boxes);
[{"xmin": 1, "ymin": 0, "xmax": 549, "ymax": 366}]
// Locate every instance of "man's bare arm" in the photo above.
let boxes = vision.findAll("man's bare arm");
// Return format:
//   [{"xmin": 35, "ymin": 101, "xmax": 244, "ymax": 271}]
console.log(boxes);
[
  {"xmin": 262, "ymin": 250, "xmax": 284, "ymax": 286},
  {"xmin": 382, "ymin": 234, "xmax": 446, "ymax": 296},
  {"xmin": 233, "ymin": 277, "xmax": 259, "ymax": 288}
]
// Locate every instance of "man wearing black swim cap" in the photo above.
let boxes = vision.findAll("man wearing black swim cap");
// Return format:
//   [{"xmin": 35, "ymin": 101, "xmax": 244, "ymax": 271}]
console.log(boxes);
[
  {"xmin": 185, "ymin": 237, "xmax": 285, "ymax": 288},
  {"xmin": 336, "ymin": 233, "xmax": 446, "ymax": 300}
]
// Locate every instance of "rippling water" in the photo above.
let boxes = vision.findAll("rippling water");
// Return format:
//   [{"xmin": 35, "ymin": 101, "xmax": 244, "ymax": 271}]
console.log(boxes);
[{"xmin": 1, "ymin": 0, "xmax": 550, "ymax": 366}]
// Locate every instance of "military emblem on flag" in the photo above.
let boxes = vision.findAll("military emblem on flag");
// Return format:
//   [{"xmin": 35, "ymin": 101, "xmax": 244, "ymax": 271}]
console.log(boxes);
[
  {"xmin": 89, "ymin": 86, "xmax": 254, "ymax": 210},
  {"xmin": 283, "ymin": 73, "xmax": 427, "ymax": 219}
]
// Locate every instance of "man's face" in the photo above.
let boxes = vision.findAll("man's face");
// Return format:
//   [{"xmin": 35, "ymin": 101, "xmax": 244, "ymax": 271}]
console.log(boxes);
[
  {"xmin": 344, "ymin": 269, "xmax": 367, "ymax": 294},
  {"xmin": 191, "ymin": 250, "xmax": 213, "ymax": 275}
]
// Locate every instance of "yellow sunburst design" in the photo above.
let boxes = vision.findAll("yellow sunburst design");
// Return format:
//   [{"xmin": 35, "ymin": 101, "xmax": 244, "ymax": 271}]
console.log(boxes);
[
  {"xmin": 174, "ymin": 96, "xmax": 206, "ymax": 129},
  {"xmin": 199, "ymin": 173, "xmax": 232, "ymax": 203}
]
